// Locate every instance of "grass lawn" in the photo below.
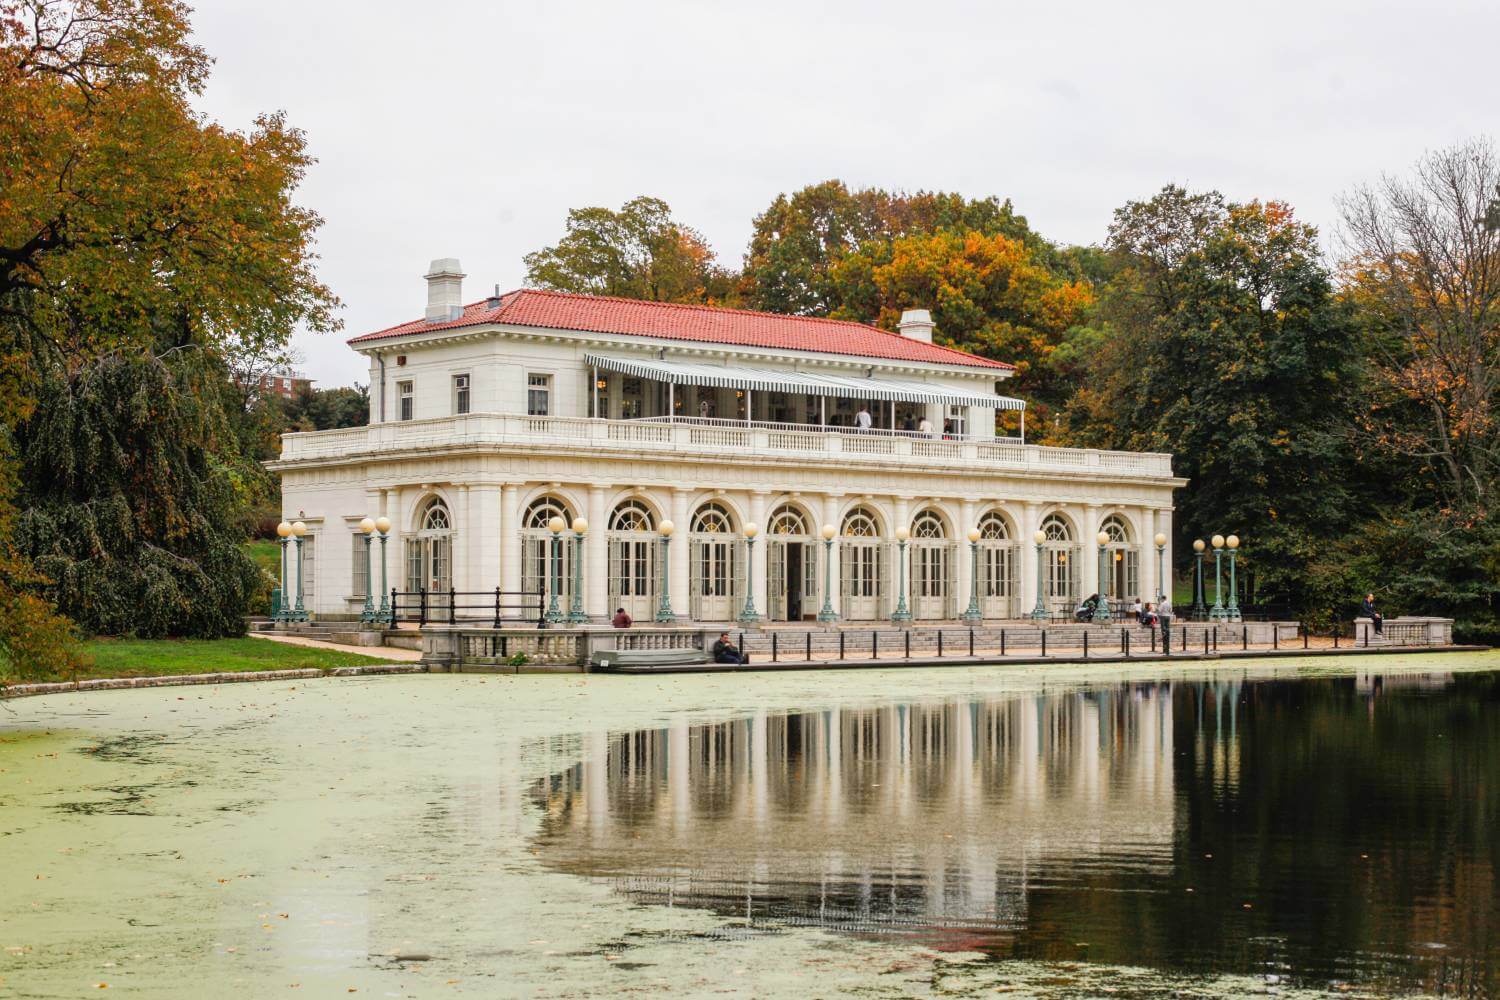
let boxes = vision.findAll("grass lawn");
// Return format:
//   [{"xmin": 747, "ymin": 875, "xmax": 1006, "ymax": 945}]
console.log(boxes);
[
  {"xmin": 24, "ymin": 636, "xmax": 392, "ymax": 683},
  {"xmin": 245, "ymin": 538, "xmax": 282, "ymax": 578}
]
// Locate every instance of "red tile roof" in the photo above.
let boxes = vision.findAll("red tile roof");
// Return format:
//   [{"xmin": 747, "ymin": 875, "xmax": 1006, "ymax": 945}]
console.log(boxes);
[{"xmin": 347, "ymin": 289, "xmax": 1013, "ymax": 371}]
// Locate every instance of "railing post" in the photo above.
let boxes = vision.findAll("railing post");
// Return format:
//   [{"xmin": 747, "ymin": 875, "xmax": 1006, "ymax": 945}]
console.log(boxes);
[
  {"xmin": 938, "ymin": 630, "xmax": 944, "ymax": 658},
  {"xmin": 1124, "ymin": 629, "xmax": 1130, "ymax": 657},
  {"xmin": 805, "ymin": 632, "xmax": 812, "ymax": 661},
  {"xmin": 1151, "ymin": 628, "xmax": 1156, "ymax": 652},
  {"xmin": 390, "ymin": 588, "xmax": 398, "ymax": 627},
  {"xmin": 1303, "ymin": 624, "xmax": 1308, "ymax": 649},
  {"xmin": 1243, "ymin": 626, "xmax": 1248, "ymax": 651},
  {"xmin": 839, "ymin": 632, "xmax": 845, "ymax": 660},
  {"xmin": 1363, "ymin": 625, "xmax": 1369, "ymax": 648},
  {"xmin": 450, "ymin": 586, "xmax": 457, "ymax": 624},
  {"xmin": 494, "ymin": 587, "xmax": 502, "ymax": 629},
  {"xmin": 1041, "ymin": 630, "xmax": 1047, "ymax": 657},
  {"xmin": 872, "ymin": 630, "xmax": 878, "ymax": 659},
  {"xmin": 771, "ymin": 632, "xmax": 778, "ymax": 662},
  {"xmin": 1203, "ymin": 629, "xmax": 1209, "ymax": 655},
  {"xmin": 419, "ymin": 587, "xmax": 428, "ymax": 627},
  {"xmin": 1272, "ymin": 627, "xmax": 1278, "ymax": 650},
  {"xmin": 1083, "ymin": 631, "xmax": 1089, "ymax": 658},
  {"xmin": 1334, "ymin": 629, "xmax": 1339, "ymax": 649},
  {"xmin": 904, "ymin": 630, "xmax": 911, "ymax": 659}
]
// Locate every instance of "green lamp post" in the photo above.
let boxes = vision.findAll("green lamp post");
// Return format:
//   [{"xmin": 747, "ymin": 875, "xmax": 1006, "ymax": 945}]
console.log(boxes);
[
  {"xmin": 654, "ymin": 519, "xmax": 677, "ymax": 623},
  {"xmin": 358, "ymin": 517, "xmax": 377, "ymax": 623},
  {"xmin": 738, "ymin": 522, "xmax": 761, "ymax": 624},
  {"xmin": 1226, "ymin": 534, "xmax": 1242, "ymax": 623},
  {"xmin": 1154, "ymin": 532, "xmax": 1167, "ymax": 604},
  {"xmin": 274, "ymin": 520, "xmax": 291, "ymax": 623},
  {"xmin": 1030, "ymin": 529, "xmax": 1048, "ymax": 621},
  {"xmin": 545, "ymin": 516, "xmax": 565, "ymax": 624},
  {"xmin": 290, "ymin": 520, "xmax": 309, "ymax": 622},
  {"xmin": 566, "ymin": 517, "xmax": 589, "ymax": 624},
  {"xmin": 817, "ymin": 523, "xmax": 839, "ymax": 623},
  {"xmin": 1191, "ymin": 538, "xmax": 1208, "ymax": 618},
  {"xmin": 1094, "ymin": 530, "xmax": 1113, "ymax": 623},
  {"xmin": 1209, "ymin": 534, "xmax": 1227, "ymax": 622},
  {"xmin": 891, "ymin": 525, "xmax": 912, "ymax": 623},
  {"xmin": 961, "ymin": 526, "xmax": 983, "ymax": 622},
  {"xmin": 374, "ymin": 516, "xmax": 392, "ymax": 625}
]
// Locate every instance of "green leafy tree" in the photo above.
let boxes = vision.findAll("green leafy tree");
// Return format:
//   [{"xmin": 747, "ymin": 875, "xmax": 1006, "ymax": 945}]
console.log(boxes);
[
  {"xmin": 16, "ymin": 348, "xmax": 264, "ymax": 638},
  {"xmin": 524, "ymin": 196, "xmax": 735, "ymax": 304},
  {"xmin": 740, "ymin": 180, "xmax": 1047, "ymax": 316},
  {"xmin": 1064, "ymin": 187, "xmax": 1365, "ymax": 611},
  {"xmin": 0, "ymin": 0, "xmax": 338, "ymax": 677}
]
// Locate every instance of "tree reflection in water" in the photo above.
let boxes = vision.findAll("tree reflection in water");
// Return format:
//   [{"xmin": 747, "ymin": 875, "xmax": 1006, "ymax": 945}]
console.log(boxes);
[{"xmin": 529, "ymin": 671, "xmax": 1500, "ymax": 995}]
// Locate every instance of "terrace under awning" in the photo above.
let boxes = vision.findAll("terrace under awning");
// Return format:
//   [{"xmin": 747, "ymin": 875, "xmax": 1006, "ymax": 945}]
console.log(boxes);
[{"xmin": 582, "ymin": 353, "xmax": 1025, "ymax": 410}]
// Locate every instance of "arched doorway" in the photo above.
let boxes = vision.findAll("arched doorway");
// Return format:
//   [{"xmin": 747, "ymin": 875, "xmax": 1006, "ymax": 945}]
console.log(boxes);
[
  {"xmin": 521, "ymin": 496, "xmax": 575, "ymax": 611},
  {"xmin": 767, "ymin": 503, "xmax": 818, "ymax": 622},
  {"xmin": 1099, "ymin": 514, "xmax": 1138, "ymax": 607},
  {"xmin": 910, "ymin": 509, "xmax": 953, "ymax": 620},
  {"xmin": 689, "ymin": 501, "xmax": 741, "ymax": 621},
  {"xmin": 1041, "ymin": 513, "xmax": 1079, "ymax": 613},
  {"xmin": 839, "ymin": 506, "xmax": 886, "ymax": 621},
  {"xmin": 406, "ymin": 497, "xmax": 454, "ymax": 596},
  {"xmin": 977, "ymin": 510, "xmax": 1017, "ymax": 619},
  {"xmin": 608, "ymin": 499, "xmax": 658, "ymax": 622}
]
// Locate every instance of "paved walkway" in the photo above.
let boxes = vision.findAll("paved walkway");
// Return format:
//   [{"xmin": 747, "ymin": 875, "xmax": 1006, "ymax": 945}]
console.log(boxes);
[{"xmin": 250, "ymin": 631, "xmax": 423, "ymax": 662}]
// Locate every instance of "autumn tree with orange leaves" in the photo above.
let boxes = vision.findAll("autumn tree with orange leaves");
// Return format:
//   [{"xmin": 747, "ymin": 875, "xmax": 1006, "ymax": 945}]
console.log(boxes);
[{"xmin": 1, "ymin": 0, "xmax": 338, "ymax": 679}]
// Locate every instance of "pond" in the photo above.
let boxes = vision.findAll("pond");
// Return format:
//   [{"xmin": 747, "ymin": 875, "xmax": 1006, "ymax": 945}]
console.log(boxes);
[{"xmin": 2, "ymin": 653, "xmax": 1497, "ymax": 997}]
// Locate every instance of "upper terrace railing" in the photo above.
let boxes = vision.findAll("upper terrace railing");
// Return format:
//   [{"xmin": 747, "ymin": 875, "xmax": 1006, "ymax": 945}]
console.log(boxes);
[{"xmin": 275, "ymin": 413, "xmax": 1176, "ymax": 477}]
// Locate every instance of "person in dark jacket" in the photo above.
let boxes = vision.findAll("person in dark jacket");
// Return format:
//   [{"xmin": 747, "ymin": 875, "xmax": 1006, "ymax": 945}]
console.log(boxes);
[
  {"xmin": 612, "ymin": 607, "xmax": 632, "ymax": 629},
  {"xmin": 712, "ymin": 632, "xmax": 748, "ymax": 664},
  {"xmin": 1361, "ymin": 593, "xmax": 1383, "ymax": 634}
]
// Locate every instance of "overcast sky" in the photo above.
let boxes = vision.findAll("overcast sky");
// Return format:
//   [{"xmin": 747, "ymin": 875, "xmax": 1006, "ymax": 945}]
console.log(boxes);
[{"xmin": 190, "ymin": 0, "xmax": 1496, "ymax": 387}]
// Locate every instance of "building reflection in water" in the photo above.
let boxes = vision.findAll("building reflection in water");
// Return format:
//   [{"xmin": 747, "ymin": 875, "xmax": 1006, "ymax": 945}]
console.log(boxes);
[{"xmin": 529, "ymin": 683, "xmax": 1178, "ymax": 948}]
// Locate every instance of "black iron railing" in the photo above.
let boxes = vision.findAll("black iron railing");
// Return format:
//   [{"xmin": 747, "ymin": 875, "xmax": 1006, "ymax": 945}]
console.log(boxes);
[{"xmin": 389, "ymin": 588, "xmax": 546, "ymax": 627}]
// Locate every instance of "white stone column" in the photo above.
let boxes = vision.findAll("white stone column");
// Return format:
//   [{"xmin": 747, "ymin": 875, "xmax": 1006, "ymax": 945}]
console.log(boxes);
[
  {"xmin": 1020, "ymin": 501, "xmax": 1040, "ymax": 615},
  {"xmin": 1082, "ymin": 503, "xmax": 1102, "ymax": 600},
  {"xmin": 469, "ymin": 485, "xmax": 503, "ymax": 596},
  {"xmin": 748, "ymin": 490, "xmax": 769, "ymax": 623},
  {"xmin": 500, "ymin": 484, "xmax": 522, "ymax": 596},
  {"xmin": 821, "ymin": 493, "xmax": 843, "ymax": 619},
  {"xmin": 670, "ymin": 488, "xmax": 691, "ymax": 619},
  {"xmin": 457, "ymin": 484, "xmax": 472, "ymax": 592},
  {"xmin": 1140, "ymin": 506, "xmax": 1159, "ymax": 605},
  {"xmin": 957, "ymin": 498, "xmax": 977, "ymax": 618},
  {"xmin": 387, "ymin": 486, "xmax": 405, "ymax": 594},
  {"xmin": 586, "ymin": 485, "xmax": 609, "ymax": 620}
]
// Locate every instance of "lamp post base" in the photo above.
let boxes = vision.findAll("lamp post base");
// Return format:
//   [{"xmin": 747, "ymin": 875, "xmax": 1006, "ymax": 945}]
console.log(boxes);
[{"xmin": 1030, "ymin": 607, "xmax": 1048, "ymax": 622}]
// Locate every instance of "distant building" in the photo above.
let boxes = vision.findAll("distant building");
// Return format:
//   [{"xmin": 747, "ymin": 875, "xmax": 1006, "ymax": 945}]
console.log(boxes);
[{"xmin": 252, "ymin": 373, "xmax": 313, "ymax": 400}]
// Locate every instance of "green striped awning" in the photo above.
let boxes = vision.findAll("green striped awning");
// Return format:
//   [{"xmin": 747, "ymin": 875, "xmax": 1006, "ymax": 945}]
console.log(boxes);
[{"xmin": 583, "ymin": 353, "xmax": 1024, "ymax": 410}]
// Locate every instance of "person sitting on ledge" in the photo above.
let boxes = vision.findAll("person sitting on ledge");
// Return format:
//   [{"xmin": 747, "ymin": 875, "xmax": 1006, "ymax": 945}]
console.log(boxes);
[
  {"xmin": 1140, "ymin": 602, "xmax": 1158, "ymax": 627},
  {"xmin": 612, "ymin": 607, "xmax": 632, "ymax": 629},
  {"xmin": 1074, "ymin": 594, "xmax": 1099, "ymax": 623},
  {"xmin": 1360, "ymin": 593, "xmax": 1383, "ymax": 634},
  {"xmin": 712, "ymin": 632, "xmax": 749, "ymax": 665}
]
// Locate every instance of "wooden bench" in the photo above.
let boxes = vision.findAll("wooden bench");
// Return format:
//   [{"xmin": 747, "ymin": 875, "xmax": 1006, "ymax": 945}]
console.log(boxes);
[{"xmin": 589, "ymin": 647, "xmax": 710, "ymax": 672}]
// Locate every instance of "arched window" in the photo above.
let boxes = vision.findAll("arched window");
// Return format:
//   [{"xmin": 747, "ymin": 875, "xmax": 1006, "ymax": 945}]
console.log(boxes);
[
  {"xmin": 521, "ymin": 496, "xmax": 575, "ymax": 611},
  {"xmin": 1100, "ymin": 514, "xmax": 1131, "ymax": 544},
  {"xmin": 1042, "ymin": 514, "xmax": 1073, "ymax": 541},
  {"xmin": 691, "ymin": 502, "xmax": 734, "ymax": 535},
  {"xmin": 841, "ymin": 507, "xmax": 880, "ymax": 537},
  {"xmin": 978, "ymin": 511, "xmax": 1011, "ymax": 540},
  {"xmin": 406, "ymin": 498, "xmax": 453, "ymax": 597},
  {"xmin": 524, "ymin": 497, "xmax": 573, "ymax": 529},
  {"xmin": 690, "ymin": 502, "xmax": 738, "ymax": 620},
  {"xmin": 609, "ymin": 499, "xmax": 656, "ymax": 533},
  {"xmin": 608, "ymin": 498, "xmax": 658, "ymax": 618},
  {"xmin": 912, "ymin": 510, "xmax": 947, "ymax": 539},
  {"xmin": 420, "ymin": 500, "xmax": 451, "ymax": 532},
  {"xmin": 768, "ymin": 504, "xmax": 809, "ymax": 536}
]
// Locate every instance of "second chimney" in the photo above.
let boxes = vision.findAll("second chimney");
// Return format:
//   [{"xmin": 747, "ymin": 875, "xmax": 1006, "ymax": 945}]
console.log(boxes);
[
  {"xmin": 425, "ymin": 258, "xmax": 466, "ymax": 322},
  {"xmin": 898, "ymin": 308, "xmax": 934, "ymax": 343}
]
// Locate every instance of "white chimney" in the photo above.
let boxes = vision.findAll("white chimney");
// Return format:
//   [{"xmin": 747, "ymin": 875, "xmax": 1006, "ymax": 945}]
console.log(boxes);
[
  {"xmin": 424, "ymin": 258, "xmax": 466, "ymax": 322},
  {"xmin": 898, "ymin": 308, "xmax": 934, "ymax": 343}
]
